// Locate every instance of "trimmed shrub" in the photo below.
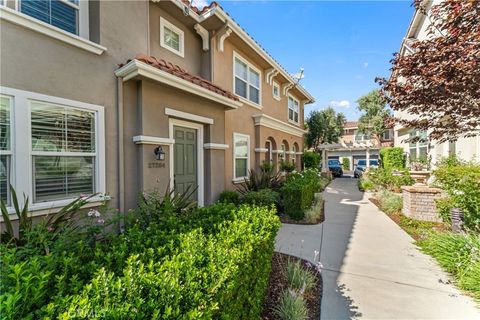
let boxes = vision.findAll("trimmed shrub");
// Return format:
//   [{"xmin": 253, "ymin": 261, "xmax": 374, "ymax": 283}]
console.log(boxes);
[
  {"xmin": 366, "ymin": 168, "xmax": 414, "ymax": 192},
  {"xmin": 376, "ymin": 189, "xmax": 403, "ymax": 215},
  {"xmin": 219, "ymin": 190, "xmax": 240, "ymax": 205},
  {"xmin": 342, "ymin": 157, "xmax": 350, "ymax": 170},
  {"xmin": 379, "ymin": 147, "xmax": 405, "ymax": 170},
  {"xmin": 281, "ymin": 169, "xmax": 321, "ymax": 220},
  {"xmin": 433, "ymin": 160, "xmax": 480, "ymax": 232},
  {"xmin": 241, "ymin": 189, "xmax": 280, "ymax": 207},
  {"xmin": 0, "ymin": 204, "xmax": 280, "ymax": 319},
  {"xmin": 302, "ymin": 151, "xmax": 320, "ymax": 169}
]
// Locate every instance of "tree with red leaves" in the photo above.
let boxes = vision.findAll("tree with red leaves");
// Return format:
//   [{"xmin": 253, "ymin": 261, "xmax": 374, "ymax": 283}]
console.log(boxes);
[{"xmin": 377, "ymin": 0, "xmax": 480, "ymax": 143}]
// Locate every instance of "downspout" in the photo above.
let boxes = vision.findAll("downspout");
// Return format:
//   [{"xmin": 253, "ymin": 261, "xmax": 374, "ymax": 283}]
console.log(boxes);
[{"xmin": 116, "ymin": 76, "xmax": 125, "ymax": 220}]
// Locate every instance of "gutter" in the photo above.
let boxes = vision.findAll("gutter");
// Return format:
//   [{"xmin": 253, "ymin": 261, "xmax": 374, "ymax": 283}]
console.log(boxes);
[{"xmin": 116, "ymin": 76, "xmax": 125, "ymax": 218}]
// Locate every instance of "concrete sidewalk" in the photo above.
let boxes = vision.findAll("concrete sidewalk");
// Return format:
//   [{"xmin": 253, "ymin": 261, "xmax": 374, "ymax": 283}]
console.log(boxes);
[{"xmin": 275, "ymin": 177, "xmax": 479, "ymax": 319}]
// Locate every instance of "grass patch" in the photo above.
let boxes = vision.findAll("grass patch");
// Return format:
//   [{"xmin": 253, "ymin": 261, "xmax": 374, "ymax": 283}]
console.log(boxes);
[
  {"xmin": 274, "ymin": 290, "xmax": 308, "ymax": 320},
  {"xmin": 286, "ymin": 259, "xmax": 315, "ymax": 293}
]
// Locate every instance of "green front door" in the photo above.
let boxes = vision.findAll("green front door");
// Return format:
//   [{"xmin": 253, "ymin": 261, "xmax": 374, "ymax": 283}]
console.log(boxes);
[{"xmin": 173, "ymin": 126, "xmax": 197, "ymax": 201}]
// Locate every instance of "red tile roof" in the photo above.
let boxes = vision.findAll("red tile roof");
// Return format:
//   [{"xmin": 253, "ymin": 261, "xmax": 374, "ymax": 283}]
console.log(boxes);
[
  {"xmin": 120, "ymin": 54, "xmax": 239, "ymax": 101},
  {"xmin": 344, "ymin": 121, "xmax": 359, "ymax": 128}
]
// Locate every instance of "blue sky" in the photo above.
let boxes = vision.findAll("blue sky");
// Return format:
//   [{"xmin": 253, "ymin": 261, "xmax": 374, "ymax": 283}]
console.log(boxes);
[{"xmin": 200, "ymin": 0, "xmax": 415, "ymax": 120}]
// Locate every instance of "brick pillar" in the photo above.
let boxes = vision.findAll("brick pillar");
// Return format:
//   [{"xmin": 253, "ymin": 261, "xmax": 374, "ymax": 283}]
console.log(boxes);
[{"xmin": 401, "ymin": 185, "xmax": 444, "ymax": 222}]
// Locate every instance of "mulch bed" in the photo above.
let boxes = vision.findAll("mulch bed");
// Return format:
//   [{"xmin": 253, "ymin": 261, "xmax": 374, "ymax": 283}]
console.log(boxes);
[
  {"xmin": 278, "ymin": 201, "xmax": 325, "ymax": 225},
  {"xmin": 262, "ymin": 252, "xmax": 322, "ymax": 320}
]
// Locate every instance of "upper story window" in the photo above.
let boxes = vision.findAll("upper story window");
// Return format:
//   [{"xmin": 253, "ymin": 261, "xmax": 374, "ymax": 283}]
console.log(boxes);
[
  {"xmin": 20, "ymin": 0, "xmax": 80, "ymax": 35},
  {"xmin": 160, "ymin": 17, "xmax": 184, "ymax": 57},
  {"xmin": 0, "ymin": 87, "xmax": 105, "ymax": 210},
  {"xmin": 234, "ymin": 53, "xmax": 261, "ymax": 105},
  {"xmin": 288, "ymin": 96, "xmax": 299, "ymax": 123},
  {"xmin": 354, "ymin": 130, "xmax": 370, "ymax": 141},
  {"xmin": 272, "ymin": 81, "xmax": 280, "ymax": 100},
  {"xmin": 382, "ymin": 129, "xmax": 392, "ymax": 140}
]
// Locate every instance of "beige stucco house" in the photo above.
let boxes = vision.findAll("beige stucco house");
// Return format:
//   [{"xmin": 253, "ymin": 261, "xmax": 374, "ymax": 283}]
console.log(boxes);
[
  {"xmin": 394, "ymin": 0, "xmax": 480, "ymax": 166},
  {"xmin": 0, "ymin": 0, "xmax": 313, "ymax": 222}
]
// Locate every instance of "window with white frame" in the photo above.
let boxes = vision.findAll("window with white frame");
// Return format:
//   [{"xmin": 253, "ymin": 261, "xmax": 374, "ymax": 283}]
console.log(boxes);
[
  {"xmin": 272, "ymin": 81, "xmax": 280, "ymax": 100},
  {"xmin": 288, "ymin": 96, "xmax": 299, "ymax": 123},
  {"xmin": 280, "ymin": 143, "xmax": 286, "ymax": 160},
  {"xmin": 234, "ymin": 55, "xmax": 260, "ymax": 105},
  {"xmin": 354, "ymin": 130, "xmax": 370, "ymax": 141},
  {"xmin": 20, "ymin": 0, "xmax": 81, "ymax": 35},
  {"xmin": 409, "ymin": 130, "xmax": 428, "ymax": 161},
  {"xmin": 233, "ymin": 133, "xmax": 249, "ymax": 179},
  {"xmin": 0, "ymin": 96, "xmax": 11, "ymax": 205},
  {"xmin": 160, "ymin": 17, "xmax": 184, "ymax": 57},
  {"xmin": 0, "ymin": 87, "xmax": 105, "ymax": 208},
  {"xmin": 382, "ymin": 129, "xmax": 392, "ymax": 140}
]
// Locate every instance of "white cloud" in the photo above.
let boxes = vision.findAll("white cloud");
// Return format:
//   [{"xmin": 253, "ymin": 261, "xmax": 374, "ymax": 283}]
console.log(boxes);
[
  {"xmin": 330, "ymin": 100, "xmax": 351, "ymax": 108},
  {"xmin": 363, "ymin": 62, "xmax": 369, "ymax": 68}
]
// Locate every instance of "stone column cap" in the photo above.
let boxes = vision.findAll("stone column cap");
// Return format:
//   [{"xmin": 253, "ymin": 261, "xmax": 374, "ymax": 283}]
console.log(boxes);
[{"xmin": 401, "ymin": 185, "xmax": 443, "ymax": 193}]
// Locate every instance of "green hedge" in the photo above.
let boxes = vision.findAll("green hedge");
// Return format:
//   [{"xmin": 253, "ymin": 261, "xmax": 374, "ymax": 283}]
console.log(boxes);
[
  {"xmin": 0, "ymin": 204, "xmax": 280, "ymax": 319},
  {"xmin": 342, "ymin": 157, "xmax": 350, "ymax": 170},
  {"xmin": 241, "ymin": 189, "xmax": 279, "ymax": 207},
  {"xmin": 281, "ymin": 169, "xmax": 322, "ymax": 220},
  {"xmin": 302, "ymin": 151, "xmax": 320, "ymax": 169},
  {"xmin": 379, "ymin": 147, "xmax": 405, "ymax": 170}
]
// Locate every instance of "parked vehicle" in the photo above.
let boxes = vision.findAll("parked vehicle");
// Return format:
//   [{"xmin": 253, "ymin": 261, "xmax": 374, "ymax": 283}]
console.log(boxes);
[
  {"xmin": 353, "ymin": 159, "xmax": 379, "ymax": 178},
  {"xmin": 328, "ymin": 160, "xmax": 343, "ymax": 177}
]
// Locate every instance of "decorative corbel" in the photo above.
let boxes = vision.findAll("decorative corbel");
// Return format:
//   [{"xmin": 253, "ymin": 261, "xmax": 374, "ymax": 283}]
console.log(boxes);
[
  {"xmin": 282, "ymin": 83, "xmax": 294, "ymax": 96},
  {"xmin": 265, "ymin": 68, "xmax": 278, "ymax": 85},
  {"xmin": 194, "ymin": 24, "xmax": 209, "ymax": 51},
  {"xmin": 216, "ymin": 24, "xmax": 232, "ymax": 52}
]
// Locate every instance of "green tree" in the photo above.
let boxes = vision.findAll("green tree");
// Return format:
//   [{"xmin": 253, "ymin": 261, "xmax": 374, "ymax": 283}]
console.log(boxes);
[
  {"xmin": 305, "ymin": 107, "xmax": 346, "ymax": 149},
  {"xmin": 356, "ymin": 90, "xmax": 391, "ymax": 146}
]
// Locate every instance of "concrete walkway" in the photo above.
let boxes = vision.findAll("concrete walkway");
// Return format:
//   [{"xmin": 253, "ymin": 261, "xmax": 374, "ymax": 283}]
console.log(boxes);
[{"xmin": 275, "ymin": 177, "xmax": 480, "ymax": 319}]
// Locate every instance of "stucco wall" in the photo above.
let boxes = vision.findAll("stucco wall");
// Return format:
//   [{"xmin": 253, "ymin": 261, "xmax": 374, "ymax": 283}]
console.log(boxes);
[{"xmin": 0, "ymin": 1, "xmax": 149, "ymax": 211}]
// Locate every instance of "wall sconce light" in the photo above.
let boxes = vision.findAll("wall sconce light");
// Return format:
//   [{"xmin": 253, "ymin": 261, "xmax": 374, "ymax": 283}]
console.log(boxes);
[{"xmin": 154, "ymin": 146, "xmax": 165, "ymax": 161}]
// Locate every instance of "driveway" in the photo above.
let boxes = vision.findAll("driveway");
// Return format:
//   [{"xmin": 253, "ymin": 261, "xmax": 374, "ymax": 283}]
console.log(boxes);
[{"xmin": 275, "ymin": 177, "xmax": 480, "ymax": 319}]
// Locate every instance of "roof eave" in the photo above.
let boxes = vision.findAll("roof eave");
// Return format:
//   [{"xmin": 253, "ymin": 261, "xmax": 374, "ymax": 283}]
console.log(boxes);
[{"xmin": 115, "ymin": 60, "xmax": 242, "ymax": 110}]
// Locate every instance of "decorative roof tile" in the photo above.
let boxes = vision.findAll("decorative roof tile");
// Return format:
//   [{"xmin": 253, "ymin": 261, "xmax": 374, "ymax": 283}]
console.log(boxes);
[{"xmin": 120, "ymin": 54, "xmax": 239, "ymax": 101}]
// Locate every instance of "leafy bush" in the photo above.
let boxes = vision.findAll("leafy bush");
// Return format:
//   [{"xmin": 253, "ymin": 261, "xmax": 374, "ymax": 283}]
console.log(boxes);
[
  {"xmin": 366, "ymin": 168, "xmax": 414, "ymax": 192},
  {"xmin": 280, "ymin": 160, "xmax": 296, "ymax": 173},
  {"xmin": 237, "ymin": 169, "xmax": 284, "ymax": 195},
  {"xmin": 358, "ymin": 177, "xmax": 375, "ymax": 191},
  {"xmin": 342, "ymin": 157, "xmax": 350, "ymax": 170},
  {"xmin": 286, "ymin": 259, "xmax": 314, "ymax": 293},
  {"xmin": 418, "ymin": 233, "xmax": 480, "ymax": 300},
  {"xmin": 376, "ymin": 189, "xmax": 403, "ymax": 215},
  {"xmin": 0, "ymin": 203, "xmax": 280, "ymax": 319},
  {"xmin": 281, "ymin": 169, "xmax": 321, "ymax": 220},
  {"xmin": 433, "ymin": 160, "xmax": 480, "ymax": 232},
  {"xmin": 304, "ymin": 193, "xmax": 323, "ymax": 224},
  {"xmin": 219, "ymin": 190, "xmax": 240, "ymax": 205},
  {"xmin": 379, "ymin": 147, "xmax": 405, "ymax": 170},
  {"xmin": 274, "ymin": 290, "xmax": 308, "ymax": 320},
  {"xmin": 241, "ymin": 189, "xmax": 280, "ymax": 208},
  {"xmin": 302, "ymin": 151, "xmax": 320, "ymax": 169}
]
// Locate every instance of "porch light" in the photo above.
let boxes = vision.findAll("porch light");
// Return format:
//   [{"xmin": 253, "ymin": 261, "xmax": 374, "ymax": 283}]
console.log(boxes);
[{"xmin": 154, "ymin": 146, "xmax": 165, "ymax": 161}]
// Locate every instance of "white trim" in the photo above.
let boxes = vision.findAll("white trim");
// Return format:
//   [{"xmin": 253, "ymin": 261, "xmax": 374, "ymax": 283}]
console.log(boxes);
[
  {"xmin": 288, "ymin": 94, "xmax": 300, "ymax": 125},
  {"xmin": 282, "ymin": 83, "xmax": 294, "ymax": 96},
  {"xmin": 285, "ymin": 151, "xmax": 296, "ymax": 155},
  {"xmin": 160, "ymin": 16, "xmax": 184, "ymax": 57},
  {"xmin": 265, "ymin": 68, "xmax": 278, "ymax": 85},
  {"xmin": 204, "ymin": 143, "xmax": 229, "ymax": 150},
  {"xmin": 252, "ymin": 114, "xmax": 307, "ymax": 138},
  {"xmin": 166, "ymin": 0, "xmax": 314, "ymax": 103},
  {"xmin": 194, "ymin": 23, "xmax": 209, "ymax": 51},
  {"xmin": 115, "ymin": 60, "xmax": 241, "ymax": 110},
  {"xmin": 0, "ymin": 86, "xmax": 105, "ymax": 210},
  {"xmin": 255, "ymin": 148, "xmax": 268, "ymax": 153},
  {"xmin": 233, "ymin": 51, "xmax": 262, "ymax": 108},
  {"xmin": 165, "ymin": 107, "xmax": 214, "ymax": 124},
  {"xmin": 0, "ymin": 6, "xmax": 106, "ymax": 55},
  {"xmin": 238, "ymin": 96, "xmax": 262, "ymax": 110},
  {"xmin": 295, "ymin": 152, "xmax": 304, "ymax": 155},
  {"xmin": 271, "ymin": 150, "xmax": 283, "ymax": 154},
  {"xmin": 233, "ymin": 132, "xmax": 250, "ymax": 180},
  {"xmin": 216, "ymin": 24, "xmax": 232, "ymax": 52},
  {"xmin": 169, "ymin": 118, "xmax": 204, "ymax": 207},
  {"xmin": 272, "ymin": 81, "xmax": 281, "ymax": 101},
  {"xmin": 133, "ymin": 135, "xmax": 175, "ymax": 145}
]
